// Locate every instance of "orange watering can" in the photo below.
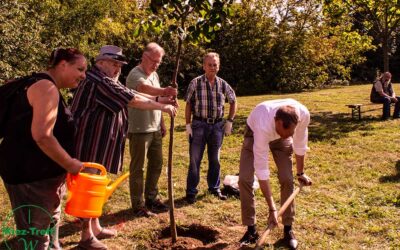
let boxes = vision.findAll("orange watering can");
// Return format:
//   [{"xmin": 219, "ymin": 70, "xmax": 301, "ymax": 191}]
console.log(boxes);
[{"xmin": 65, "ymin": 162, "xmax": 129, "ymax": 218}]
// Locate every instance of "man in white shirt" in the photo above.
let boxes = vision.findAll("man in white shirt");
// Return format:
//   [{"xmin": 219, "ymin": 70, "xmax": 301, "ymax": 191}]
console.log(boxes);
[{"xmin": 238, "ymin": 99, "xmax": 312, "ymax": 249}]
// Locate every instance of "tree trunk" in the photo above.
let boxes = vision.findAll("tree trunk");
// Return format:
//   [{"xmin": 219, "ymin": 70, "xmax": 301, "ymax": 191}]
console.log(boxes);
[
  {"xmin": 383, "ymin": 7, "xmax": 389, "ymax": 72},
  {"xmin": 167, "ymin": 36, "xmax": 183, "ymax": 244},
  {"xmin": 383, "ymin": 40, "xmax": 389, "ymax": 72}
]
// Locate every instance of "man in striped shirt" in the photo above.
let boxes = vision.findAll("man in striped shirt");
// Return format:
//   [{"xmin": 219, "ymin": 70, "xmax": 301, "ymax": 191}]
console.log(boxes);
[
  {"xmin": 71, "ymin": 45, "xmax": 177, "ymax": 250},
  {"xmin": 184, "ymin": 52, "xmax": 237, "ymax": 204}
]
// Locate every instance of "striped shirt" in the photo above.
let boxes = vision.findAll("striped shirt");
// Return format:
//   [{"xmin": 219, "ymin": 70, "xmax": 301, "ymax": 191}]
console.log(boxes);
[
  {"xmin": 184, "ymin": 74, "xmax": 236, "ymax": 119},
  {"xmin": 71, "ymin": 66, "xmax": 136, "ymax": 174}
]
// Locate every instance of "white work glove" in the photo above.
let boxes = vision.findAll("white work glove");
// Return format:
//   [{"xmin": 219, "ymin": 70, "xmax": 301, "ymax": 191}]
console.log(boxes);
[
  {"xmin": 297, "ymin": 173, "xmax": 312, "ymax": 186},
  {"xmin": 224, "ymin": 121, "xmax": 233, "ymax": 136},
  {"xmin": 185, "ymin": 124, "xmax": 192, "ymax": 140}
]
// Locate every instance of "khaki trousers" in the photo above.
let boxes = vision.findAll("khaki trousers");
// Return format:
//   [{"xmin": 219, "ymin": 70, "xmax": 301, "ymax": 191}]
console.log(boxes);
[
  {"xmin": 239, "ymin": 125, "xmax": 295, "ymax": 226},
  {"xmin": 128, "ymin": 131, "xmax": 163, "ymax": 210}
]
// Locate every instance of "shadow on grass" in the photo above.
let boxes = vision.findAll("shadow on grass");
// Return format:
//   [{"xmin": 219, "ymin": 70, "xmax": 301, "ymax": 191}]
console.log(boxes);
[
  {"xmin": 308, "ymin": 111, "xmax": 379, "ymax": 142},
  {"xmin": 174, "ymin": 193, "xmax": 207, "ymax": 209},
  {"xmin": 273, "ymin": 237, "xmax": 291, "ymax": 249},
  {"xmin": 59, "ymin": 208, "xmax": 134, "ymax": 239},
  {"xmin": 58, "ymin": 194, "xmax": 208, "ymax": 240},
  {"xmin": 379, "ymin": 160, "xmax": 400, "ymax": 183}
]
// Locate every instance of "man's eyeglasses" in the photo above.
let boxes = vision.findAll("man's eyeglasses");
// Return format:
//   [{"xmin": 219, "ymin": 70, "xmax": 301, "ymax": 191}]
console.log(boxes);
[{"xmin": 144, "ymin": 53, "xmax": 162, "ymax": 65}]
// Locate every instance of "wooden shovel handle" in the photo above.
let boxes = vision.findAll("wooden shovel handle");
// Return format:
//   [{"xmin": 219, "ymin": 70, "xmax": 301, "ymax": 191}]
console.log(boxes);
[{"xmin": 255, "ymin": 183, "xmax": 304, "ymax": 249}]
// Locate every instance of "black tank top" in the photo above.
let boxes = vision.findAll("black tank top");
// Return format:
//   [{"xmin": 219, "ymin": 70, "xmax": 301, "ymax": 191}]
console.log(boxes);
[{"xmin": 0, "ymin": 74, "xmax": 75, "ymax": 184}]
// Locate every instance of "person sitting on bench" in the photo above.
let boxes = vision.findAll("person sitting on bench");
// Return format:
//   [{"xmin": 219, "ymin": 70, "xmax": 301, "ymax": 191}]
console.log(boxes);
[{"xmin": 370, "ymin": 71, "xmax": 400, "ymax": 120}]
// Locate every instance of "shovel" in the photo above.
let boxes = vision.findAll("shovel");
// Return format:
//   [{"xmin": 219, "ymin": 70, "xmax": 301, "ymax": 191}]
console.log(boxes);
[{"xmin": 255, "ymin": 183, "xmax": 304, "ymax": 250}]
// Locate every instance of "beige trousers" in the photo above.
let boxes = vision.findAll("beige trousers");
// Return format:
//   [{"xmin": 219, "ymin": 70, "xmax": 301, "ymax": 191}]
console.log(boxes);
[{"xmin": 239, "ymin": 125, "xmax": 295, "ymax": 226}]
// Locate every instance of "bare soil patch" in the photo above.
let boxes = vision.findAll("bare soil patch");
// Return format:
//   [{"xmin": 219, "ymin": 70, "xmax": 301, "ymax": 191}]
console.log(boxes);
[{"xmin": 151, "ymin": 224, "xmax": 230, "ymax": 249}]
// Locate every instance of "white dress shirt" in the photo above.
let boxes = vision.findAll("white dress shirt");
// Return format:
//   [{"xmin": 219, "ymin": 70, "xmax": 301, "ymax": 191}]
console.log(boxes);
[{"xmin": 247, "ymin": 98, "xmax": 310, "ymax": 180}]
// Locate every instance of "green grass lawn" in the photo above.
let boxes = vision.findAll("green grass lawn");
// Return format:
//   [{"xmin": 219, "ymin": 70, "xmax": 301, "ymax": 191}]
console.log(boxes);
[{"xmin": 1, "ymin": 84, "xmax": 399, "ymax": 249}]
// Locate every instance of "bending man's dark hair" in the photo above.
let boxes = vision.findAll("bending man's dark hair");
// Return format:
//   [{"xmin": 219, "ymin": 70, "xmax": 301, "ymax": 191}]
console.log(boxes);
[
  {"xmin": 275, "ymin": 105, "xmax": 299, "ymax": 129},
  {"xmin": 48, "ymin": 48, "xmax": 83, "ymax": 68}
]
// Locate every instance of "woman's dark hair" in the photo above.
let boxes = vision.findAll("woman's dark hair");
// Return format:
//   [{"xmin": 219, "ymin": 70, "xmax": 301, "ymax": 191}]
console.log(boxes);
[
  {"xmin": 48, "ymin": 48, "xmax": 84, "ymax": 68},
  {"xmin": 275, "ymin": 105, "xmax": 299, "ymax": 129}
]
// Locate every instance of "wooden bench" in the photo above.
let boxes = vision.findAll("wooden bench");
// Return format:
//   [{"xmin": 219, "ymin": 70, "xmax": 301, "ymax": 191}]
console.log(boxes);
[
  {"xmin": 347, "ymin": 104, "xmax": 363, "ymax": 120},
  {"xmin": 346, "ymin": 103, "xmax": 393, "ymax": 120}
]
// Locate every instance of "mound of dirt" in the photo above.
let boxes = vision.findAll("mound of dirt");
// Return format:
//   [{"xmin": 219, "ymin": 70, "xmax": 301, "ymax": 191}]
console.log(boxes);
[{"xmin": 151, "ymin": 223, "xmax": 227, "ymax": 249}]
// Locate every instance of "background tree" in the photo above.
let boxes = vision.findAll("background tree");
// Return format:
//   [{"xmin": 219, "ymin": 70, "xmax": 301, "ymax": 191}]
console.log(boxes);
[
  {"xmin": 1, "ymin": 0, "xmax": 377, "ymax": 93},
  {"xmin": 327, "ymin": 0, "xmax": 400, "ymax": 72},
  {"xmin": 211, "ymin": 0, "xmax": 373, "ymax": 92},
  {"xmin": 0, "ymin": 0, "xmax": 49, "ymax": 81}
]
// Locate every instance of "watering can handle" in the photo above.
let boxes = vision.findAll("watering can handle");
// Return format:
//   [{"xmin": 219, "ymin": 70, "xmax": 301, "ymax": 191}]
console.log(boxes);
[
  {"xmin": 66, "ymin": 173, "xmax": 74, "ymax": 189},
  {"xmin": 67, "ymin": 162, "xmax": 107, "ymax": 189},
  {"xmin": 82, "ymin": 162, "xmax": 107, "ymax": 176}
]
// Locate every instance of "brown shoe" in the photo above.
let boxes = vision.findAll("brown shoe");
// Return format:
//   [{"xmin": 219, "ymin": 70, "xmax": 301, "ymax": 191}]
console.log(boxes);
[
  {"xmin": 145, "ymin": 199, "xmax": 169, "ymax": 213},
  {"xmin": 78, "ymin": 236, "xmax": 107, "ymax": 250},
  {"xmin": 134, "ymin": 207, "xmax": 157, "ymax": 218}
]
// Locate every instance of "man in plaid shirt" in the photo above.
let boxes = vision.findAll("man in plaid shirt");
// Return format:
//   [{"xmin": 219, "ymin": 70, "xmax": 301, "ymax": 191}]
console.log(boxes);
[{"xmin": 184, "ymin": 52, "xmax": 237, "ymax": 204}]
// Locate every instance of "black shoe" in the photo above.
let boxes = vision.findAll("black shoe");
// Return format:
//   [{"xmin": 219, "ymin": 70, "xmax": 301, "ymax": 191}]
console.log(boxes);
[
  {"xmin": 186, "ymin": 194, "xmax": 196, "ymax": 204},
  {"xmin": 145, "ymin": 199, "xmax": 169, "ymax": 212},
  {"xmin": 239, "ymin": 230, "xmax": 259, "ymax": 245},
  {"xmin": 284, "ymin": 230, "xmax": 298, "ymax": 250},
  {"xmin": 209, "ymin": 190, "xmax": 227, "ymax": 200}
]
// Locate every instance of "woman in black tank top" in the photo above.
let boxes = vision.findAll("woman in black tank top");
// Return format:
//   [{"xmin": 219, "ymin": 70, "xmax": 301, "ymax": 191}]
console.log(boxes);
[{"xmin": 0, "ymin": 48, "xmax": 87, "ymax": 249}]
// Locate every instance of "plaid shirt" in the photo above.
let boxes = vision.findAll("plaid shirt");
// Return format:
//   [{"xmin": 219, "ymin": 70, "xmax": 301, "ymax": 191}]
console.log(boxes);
[{"xmin": 184, "ymin": 74, "xmax": 236, "ymax": 119}]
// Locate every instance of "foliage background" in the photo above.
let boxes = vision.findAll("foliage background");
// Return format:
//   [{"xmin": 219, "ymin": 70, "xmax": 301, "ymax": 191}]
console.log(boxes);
[{"xmin": 2, "ymin": 0, "xmax": 396, "ymax": 95}]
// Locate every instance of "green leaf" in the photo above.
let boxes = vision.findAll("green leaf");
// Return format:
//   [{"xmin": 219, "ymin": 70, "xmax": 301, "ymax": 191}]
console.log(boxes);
[{"xmin": 133, "ymin": 26, "xmax": 141, "ymax": 37}]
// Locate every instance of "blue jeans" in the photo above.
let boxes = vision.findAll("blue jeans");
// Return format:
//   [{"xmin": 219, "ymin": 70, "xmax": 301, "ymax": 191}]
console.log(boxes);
[
  {"xmin": 186, "ymin": 119, "xmax": 224, "ymax": 196},
  {"xmin": 371, "ymin": 96, "xmax": 400, "ymax": 119}
]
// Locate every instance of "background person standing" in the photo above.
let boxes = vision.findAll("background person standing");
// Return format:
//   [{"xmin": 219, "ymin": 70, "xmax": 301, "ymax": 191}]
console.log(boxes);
[
  {"xmin": 184, "ymin": 52, "xmax": 237, "ymax": 204},
  {"xmin": 126, "ymin": 42, "xmax": 177, "ymax": 217}
]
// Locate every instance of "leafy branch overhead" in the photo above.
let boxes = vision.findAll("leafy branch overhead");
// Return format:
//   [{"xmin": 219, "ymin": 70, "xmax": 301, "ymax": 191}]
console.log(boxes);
[{"xmin": 134, "ymin": 0, "xmax": 233, "ymax": 44}]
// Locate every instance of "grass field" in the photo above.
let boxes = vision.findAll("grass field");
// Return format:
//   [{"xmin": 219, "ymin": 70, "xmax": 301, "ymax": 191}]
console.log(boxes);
[{"xmin": 0, "ymin": 84, "xmax": 399, "ymax": 249}]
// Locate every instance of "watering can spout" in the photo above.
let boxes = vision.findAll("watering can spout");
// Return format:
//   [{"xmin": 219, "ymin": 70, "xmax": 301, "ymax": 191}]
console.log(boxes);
[{"xmin": 105, "ymin": 172, "xmax": 130, "ymax": 201}]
